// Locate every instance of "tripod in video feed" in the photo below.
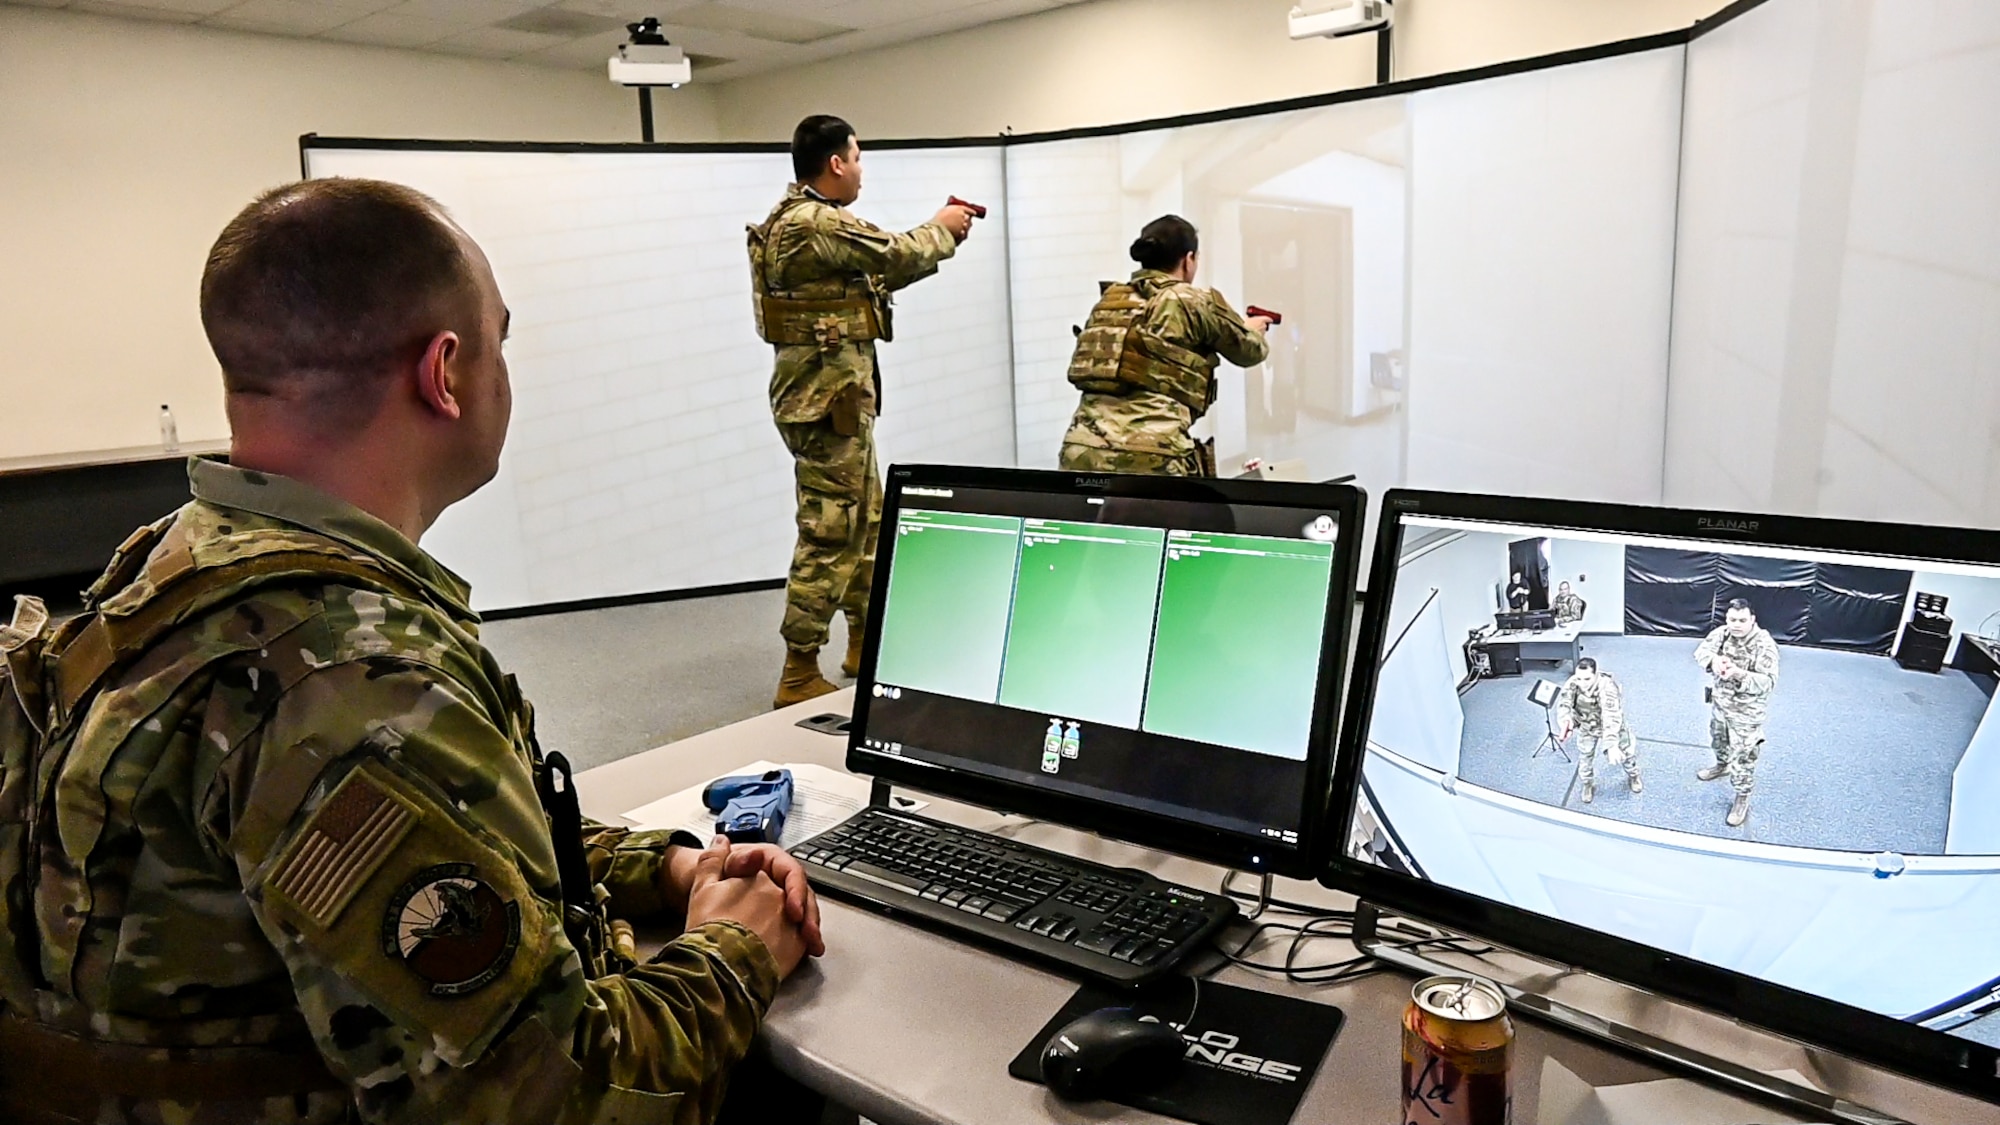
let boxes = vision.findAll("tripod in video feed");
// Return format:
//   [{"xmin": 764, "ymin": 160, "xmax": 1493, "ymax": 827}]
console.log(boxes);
[{"xmin": 1526, "ymin": 679, "xmax": 1571, "ymax": 763}]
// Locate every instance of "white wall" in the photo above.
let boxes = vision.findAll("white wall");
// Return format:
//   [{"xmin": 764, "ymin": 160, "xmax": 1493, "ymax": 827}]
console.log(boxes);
[
  {"xmin": 1549, "ymin": 537, "xmax": 1627, "ymax": 634},
  {"xmin": 1665, "ymin": 0, "xmax": 2000, "ymax": 529},
  {"xmin": 1385, "ymin": 528, "xmax": 1517, "ymax": 685},
  {"xmin": 1901, "ymin": 569, "xmax": 2000, "ymax": 665},
  {"xmin": 709, "ymin": 0, "xmax": 1727, "ymax": 141},
  {"xmin": 0, "ymin": 8, "xmax": 712, "ymax": 462}
]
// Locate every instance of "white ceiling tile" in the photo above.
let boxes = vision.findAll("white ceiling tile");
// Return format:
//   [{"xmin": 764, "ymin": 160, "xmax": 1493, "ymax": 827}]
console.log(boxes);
[
  {"xmin": 322, "ymin": 9, "xmax": 458, "ymax": 46},
  {"xmin": 660, "ymin": 2, "xmax": 852, "ymax": 45},
  {"xmin": 69, "ymin": 1, "xmax": 204, "ymax": 21},
  {"xmin": 29, "ymin": 0, "xmax": 1108, "ymax": 81},
  {"xmin": 430, "ymin": 23, "xmax": 567, "ymax": 55},
  {"xmin": 82, "ymin": 0, "xmax": 235, "ymax": 12},
  {"xmin": 377, "ymin": 0, "xmax": 541, "ymax": 23},
  {"xmin": 204, "ymin": 0, "xmax": 385, "ymax": 36}
]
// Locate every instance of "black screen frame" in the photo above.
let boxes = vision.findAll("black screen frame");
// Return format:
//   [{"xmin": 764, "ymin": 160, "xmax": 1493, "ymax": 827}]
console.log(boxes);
[
  {"xmin": 1324, "ymin": 488, "xmax": 2000, "ymax": 1105},
  {"xmin": 848, "ymin": 464, "xmax": 1365, "ymax": 880}
]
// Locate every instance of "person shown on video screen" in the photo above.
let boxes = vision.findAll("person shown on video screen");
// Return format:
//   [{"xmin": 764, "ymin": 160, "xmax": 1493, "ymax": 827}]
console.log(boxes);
[
  {"xmin": 750, "ymin": 114, "xmax": 977, "ymax": 707},
  {"xmin": 1695, "ymin": 598, "xmax": 1781, "ymax": 827},
  {"xmin": 1057, "ymin": 215, "xmax": 1271, "ymax": 477},
  {"xmin": 1556, "ymin": 657, "xmax": 1642, "ymax": 804},
  {"xmin": 1552, "ymin": 580, "xmax": 1585, "ymax": 624}
]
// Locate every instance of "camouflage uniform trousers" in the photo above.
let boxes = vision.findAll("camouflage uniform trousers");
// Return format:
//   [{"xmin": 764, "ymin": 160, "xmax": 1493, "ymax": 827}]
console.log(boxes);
[
  {"xmin": 1056, "ymin": 443, "xmax": 1207, "ymax": 477},
  {"xmin": 1575, "ymin": 727, "xmax": 1639, "ymax": 788},
  {"xmin": 1709, "ymin": 712, "xmax": 1765, "ymax": 795},
  {"xmin": 778, "ymin": 413, "xmax": 881, "ymax": 653}
]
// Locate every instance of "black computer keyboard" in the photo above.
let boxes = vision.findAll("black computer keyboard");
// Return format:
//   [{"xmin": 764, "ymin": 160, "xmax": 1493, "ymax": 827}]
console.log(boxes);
[{"xmin": 794, "ymin": 807, "xmax": 1237, "ymax": 985}]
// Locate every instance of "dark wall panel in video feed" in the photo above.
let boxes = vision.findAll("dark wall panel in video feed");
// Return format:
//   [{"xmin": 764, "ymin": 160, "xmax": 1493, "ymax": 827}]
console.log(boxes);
[
  {"xmin": 1623, "ymin": 548, "xmax": 1718, "ymax": 636},
  {"xmin": 1715, "ymin": 554, "xmax": 1814, "ymax": 643},
  {"xmin": 1809, "ymin": 563, "xmax": 1912, "ymax": 653},
  {"xmin": 1624, "ymin": 549, "xmax": 1911, "ymax": 653}
]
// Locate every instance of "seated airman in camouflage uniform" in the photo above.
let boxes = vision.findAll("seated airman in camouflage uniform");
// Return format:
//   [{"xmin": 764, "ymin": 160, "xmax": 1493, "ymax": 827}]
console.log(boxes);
[
  {"xmin": 1058, "ymin": 215, "xmax": 1272, "ymax": 477},
  {"xmin": 750, "ymin": 114, "xmax": 976, "ymax": 708},
  {"xmin": 0, "ymin": 179, "xmax": 823, "ymax": 1124},
  {"xmin": 1552, "ymin": 580, "xmax": 1585, "ymax": 625}
]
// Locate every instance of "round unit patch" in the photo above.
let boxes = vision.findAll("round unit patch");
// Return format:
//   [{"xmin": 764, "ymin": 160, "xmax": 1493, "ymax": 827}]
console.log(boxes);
[{"xmin": 382, "ymin": 863, "xmax": 521, "ymax": 997}]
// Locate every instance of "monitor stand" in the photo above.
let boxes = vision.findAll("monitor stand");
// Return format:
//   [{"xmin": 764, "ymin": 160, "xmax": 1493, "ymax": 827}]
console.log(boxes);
[{"xmin": 1350, "ymin": 902, "xmax": 1912, "ymax": 1125}]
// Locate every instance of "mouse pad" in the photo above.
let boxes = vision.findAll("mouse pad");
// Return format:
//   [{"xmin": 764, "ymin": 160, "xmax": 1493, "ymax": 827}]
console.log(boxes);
[{"xmin": 1007, "ymin": 979, "xmax": 1344, "ymax": 1125}]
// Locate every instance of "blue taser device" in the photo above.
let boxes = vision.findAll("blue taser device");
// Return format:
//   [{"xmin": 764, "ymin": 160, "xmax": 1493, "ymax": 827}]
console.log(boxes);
[{"xmin": 701, "ymin": 768, "xmax": 794, "ymax": 844}]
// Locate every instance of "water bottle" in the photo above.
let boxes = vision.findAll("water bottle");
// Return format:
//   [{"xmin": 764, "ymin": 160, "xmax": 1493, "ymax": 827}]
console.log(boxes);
[{"xmin": 159, "ymin": 405, "xmax": 180, "ymax": 453}]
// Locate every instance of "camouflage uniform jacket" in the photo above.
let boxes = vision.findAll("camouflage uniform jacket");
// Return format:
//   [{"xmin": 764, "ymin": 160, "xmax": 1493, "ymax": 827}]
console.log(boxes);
[
  {"xmin": 757, "ymin": 184, "xmax": 958, "ymax": 425},
  {"xmin": 1695, "ymin": 625, "xmax": 1780, "ymax": 726},
  {"xmin": 1063, "ymin": 270, "xmax": 1269, "ymax": 458},
  {"xmin": 1557, "ymin": 672, "xmax": 1627, "ymax": 739},
  {"xmin": 1551, "ymin": 592, "xmax": 1584, "ymax": 624},
  {"xmin": 3, "ymin": 459, "xmax": 777, "ymax": 1124}
]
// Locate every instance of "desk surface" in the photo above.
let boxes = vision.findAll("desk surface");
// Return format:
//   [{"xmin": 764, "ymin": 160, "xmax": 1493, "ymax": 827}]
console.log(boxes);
[{"xmin": 574, "ymin": 690, "xmax": 1995, "ymax": 1125}]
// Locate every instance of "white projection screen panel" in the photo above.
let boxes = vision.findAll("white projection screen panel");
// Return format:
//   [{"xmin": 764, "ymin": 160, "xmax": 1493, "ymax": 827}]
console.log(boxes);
[
  {"xmin": 1668, "ymin": 0, "xmax": 2000, "ymax": 528},
  {"xmin": 1005, "ymin": 100, "xmax": 1413, "ymax": 492},
  {"xmin": 1005, "ymin": 43, "xmax": 1684, "ymax": 517},
  {"xmin": 303, "ymin": 144, "xmax": 1011, "ymax": 611},
  {"xmin": 1403, "ymin": 47, "xmax": 1683, "ymax": 507}
]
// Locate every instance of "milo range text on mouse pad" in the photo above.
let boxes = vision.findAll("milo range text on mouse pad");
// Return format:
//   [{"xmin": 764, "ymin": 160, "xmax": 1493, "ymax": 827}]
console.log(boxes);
[{"xmin": 1008, "ymin": 980, "xmax": 1344, "ymax": 1125}]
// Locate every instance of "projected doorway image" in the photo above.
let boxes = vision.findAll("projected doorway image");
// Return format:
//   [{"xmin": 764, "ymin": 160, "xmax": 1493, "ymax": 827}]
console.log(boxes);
[{"xmin": 1006, "ymin": 97, "xmax": 1409, "ymax": 492}]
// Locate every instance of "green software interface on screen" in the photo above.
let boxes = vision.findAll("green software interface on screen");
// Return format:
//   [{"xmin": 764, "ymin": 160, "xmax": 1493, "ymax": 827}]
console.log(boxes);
[
  {"xmin": 997, "ymin": 520, "xmax": 1166, "ymax": 728},
  {"xmin": 872, "ymin": 510, "xmax": 1024, "ymax": 703},
  {"xmin": 872, "ymin": 508, "xmax": 1336, "ymax": 758},
  {"xmin": 1140, "ymin": 532, "xmax": 1334, "ymax": 760}
]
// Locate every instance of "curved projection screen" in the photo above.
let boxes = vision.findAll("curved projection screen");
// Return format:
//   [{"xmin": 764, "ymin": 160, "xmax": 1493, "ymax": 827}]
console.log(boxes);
[
  {"xmin": 303, "ymin": 0, "xmax": 2000, "ymax": 612},
  {"xmin": 306, "ymin": 42, "xmax": 1682, "ymax": 611}
]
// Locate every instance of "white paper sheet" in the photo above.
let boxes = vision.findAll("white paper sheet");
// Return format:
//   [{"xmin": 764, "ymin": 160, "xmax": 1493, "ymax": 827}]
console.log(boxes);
[{"xmin": 620, "ymin": 760, "xmax": 925, "ymax": 849}]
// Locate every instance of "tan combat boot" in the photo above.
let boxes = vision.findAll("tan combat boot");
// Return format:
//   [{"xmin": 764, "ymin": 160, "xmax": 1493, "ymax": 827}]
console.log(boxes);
[
  {"xmin": 774, "ymin": 648, "xmax": 838, "ymax": 709},
  {"xmin": 841, "ymin": 616, "xmax": 866, "ymax": 679},
  {"xmin": 1726, "ymin": 793, "xmax": 1750, "ymax": 827}
]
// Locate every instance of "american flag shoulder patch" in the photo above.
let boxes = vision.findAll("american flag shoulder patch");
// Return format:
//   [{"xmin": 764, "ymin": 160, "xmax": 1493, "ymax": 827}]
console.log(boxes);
[{"xmin": 269, "ymin": 765, "xmax": 419, "ymax": 929}]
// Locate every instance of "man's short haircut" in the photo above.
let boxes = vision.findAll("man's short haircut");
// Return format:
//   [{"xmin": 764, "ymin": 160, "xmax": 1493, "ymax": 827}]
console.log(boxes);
[
  {"xmin": 792, "ymin": 115, "xmax": 856, "ymax": 182},
  {"xmin": 200, "ymin": 178, "xmax": 479, "ymax": 433},
  {"xmin": 1577, "ymin": 657, "xmax": 1598, "ymax": 673},
  {"xmin": 1726, "ymin": 597, "xmax": 1753, "ymax": 614}
]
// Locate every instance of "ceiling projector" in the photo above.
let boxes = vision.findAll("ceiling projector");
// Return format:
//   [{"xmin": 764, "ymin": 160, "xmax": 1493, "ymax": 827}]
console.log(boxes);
[
  {"xmin": 1288, "ymin": 0, "xmax": 1393, "ymax": 40},
  {"xmin": 609, "ymin": 17, "xmax": 691, "ymax": 87}
]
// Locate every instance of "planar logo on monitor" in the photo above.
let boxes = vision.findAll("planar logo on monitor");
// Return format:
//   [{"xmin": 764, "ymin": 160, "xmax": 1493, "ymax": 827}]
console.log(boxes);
[
  {"xmin": 1696, "ymin": 516, "xmax": 1760, "ymax": 535},
  {"xmin": 1073, "ymin": 476, "xmax": 1111, "ymax": 490}
]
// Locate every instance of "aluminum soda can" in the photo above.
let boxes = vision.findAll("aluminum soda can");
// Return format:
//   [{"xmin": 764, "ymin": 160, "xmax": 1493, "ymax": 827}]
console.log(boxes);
[{"xmin": 1401, "ymin": 974, "xmax": 1513, "ymax": 1125}]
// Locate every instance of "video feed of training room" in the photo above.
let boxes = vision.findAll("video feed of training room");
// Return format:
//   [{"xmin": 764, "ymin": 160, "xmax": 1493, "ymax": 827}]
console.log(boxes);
[{"xmin": 1368, "ymin": 520, "xmax": 2000, "ymax": 855}]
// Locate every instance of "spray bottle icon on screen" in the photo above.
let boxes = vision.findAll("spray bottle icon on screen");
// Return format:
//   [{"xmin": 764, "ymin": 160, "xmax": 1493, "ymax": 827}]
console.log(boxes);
[{"xmin": 1042, "ymin": 719, "xmax": 1063, "ymax": 774}]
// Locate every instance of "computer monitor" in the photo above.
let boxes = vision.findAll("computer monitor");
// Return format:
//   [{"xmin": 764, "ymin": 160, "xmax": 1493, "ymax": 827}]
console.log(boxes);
[
  {"xmin": 847, "ymin": 465, "xmax": 1365, "ymax": 878},
  {"xmin": 1329, "ymin": 489, "xmax": 2000, "ymax": 1105}
]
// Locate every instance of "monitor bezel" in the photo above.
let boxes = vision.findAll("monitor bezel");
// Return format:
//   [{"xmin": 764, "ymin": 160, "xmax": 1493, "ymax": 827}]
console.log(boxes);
[
  {"xmin": 847, "ymin": 463, "xmax": 1366, "ymax": 880},
  {"xmin": 1324, "ymin": 487, "xmax": 2000, "ymax": 1105}
]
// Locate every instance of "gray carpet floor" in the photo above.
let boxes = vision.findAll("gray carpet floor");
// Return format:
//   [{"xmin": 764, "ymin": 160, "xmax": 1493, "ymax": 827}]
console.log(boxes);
[
  {"xmin": 1456, "ymin": 634, "xmax": 1991, "ymax": 854},
  {"xmin": 478, "ymin": 588, "xmax": 854, "ymax": 772}
]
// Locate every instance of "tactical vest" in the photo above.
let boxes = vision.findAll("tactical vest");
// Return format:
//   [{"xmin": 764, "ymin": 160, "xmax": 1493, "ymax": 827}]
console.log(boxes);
[
  {"xmin": 0, "ymin": 515, "xmax": 526, "ymax": 1121},
  {"xmin": 1066, "ymin": 280, "xmax": 1219, "ymax": 415},
  {"xmin": 747, "ymin": 196, "xmax": 893, "ymax": 351}
]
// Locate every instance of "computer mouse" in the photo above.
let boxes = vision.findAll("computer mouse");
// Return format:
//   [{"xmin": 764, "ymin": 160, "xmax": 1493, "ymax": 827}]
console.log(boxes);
[{"xmin": 1039, "ymin": 1006, "xmax": 1186, "ymax": 1101}]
